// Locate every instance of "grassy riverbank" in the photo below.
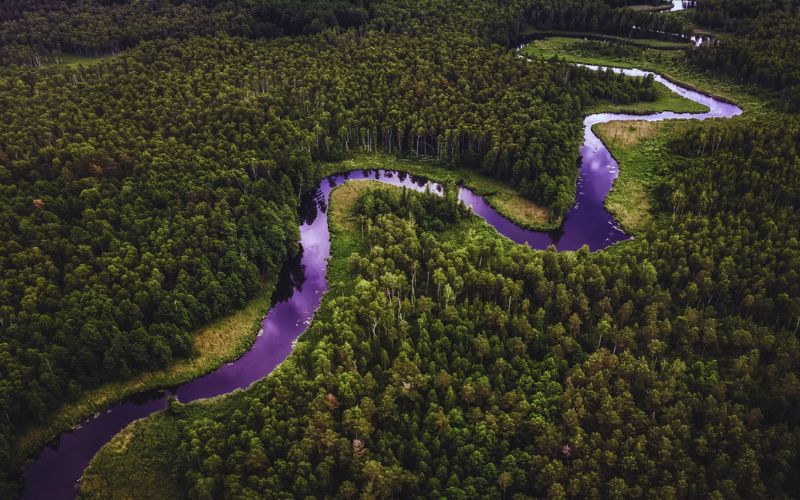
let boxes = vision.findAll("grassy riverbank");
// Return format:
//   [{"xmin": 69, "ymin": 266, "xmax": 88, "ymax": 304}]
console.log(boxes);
[
  {"xmin": 319, "ymin": 155, "xmax": 558, "ymax": 231},
  {"xmin": 524, "ymin": 31, "xmax": 691, "ymax": 49},
  {"xmin": 626, "ymin": 3, "xmax": 672, "ymax": 12},
  {"xmin": 594, "ymin": 120, "xmax": 691, "ymax": 233},
  {"xmin": 17, "ymin": 277, "xmax": 278, "ymax": 463},
  {"xmin": 585, "ymin": 80, "xmax": 709, "ymax": 114}
]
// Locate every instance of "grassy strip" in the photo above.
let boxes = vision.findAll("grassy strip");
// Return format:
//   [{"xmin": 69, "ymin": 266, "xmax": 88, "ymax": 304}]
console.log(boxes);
[
  {"xmin": 594, "ymin": 120, "xmax": 692, "ymax": 233},
  {"xmin": 525, "ymin": 31, "xmax": 692, "ymax": 49},
  {"xmin": 18, "ymin": 278, "xmax": 278, "ymax": 461},
  {"xmin": 326, "ymin": 181, "xmax": 387, "ymax": 294},
  {"xmin": 318, "ymin": 154, "xmax": 558, "ymax": 231},
  {"xmin": 627, "ymin": 4, "xmax": 672, "ymax": 12},
  {"xmin": 585, "ymin": 80, "xmax": 709, "ymax": 114}
]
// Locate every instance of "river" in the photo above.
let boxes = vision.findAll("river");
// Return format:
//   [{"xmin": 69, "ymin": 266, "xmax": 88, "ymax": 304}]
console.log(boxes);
[{"xmin": 21, "ymin": 48, "xmax": 741, "ymax": 500}]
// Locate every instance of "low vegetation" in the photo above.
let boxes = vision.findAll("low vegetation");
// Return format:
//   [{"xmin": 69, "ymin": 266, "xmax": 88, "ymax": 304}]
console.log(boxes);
[{"xmin": 596, "ymin": 120, "xmax": 692, "ymax": 232}]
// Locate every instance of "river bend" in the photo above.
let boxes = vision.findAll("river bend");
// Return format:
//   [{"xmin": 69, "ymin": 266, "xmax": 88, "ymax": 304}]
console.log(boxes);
[{"xmin": 21, "ymin": 53, "xmax": 741, "ymax": 500}]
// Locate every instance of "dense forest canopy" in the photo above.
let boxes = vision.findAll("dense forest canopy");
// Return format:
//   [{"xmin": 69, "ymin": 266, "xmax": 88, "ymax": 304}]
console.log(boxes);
[
  {"xmin": 0, "ymin": 0, "xmax": 671, "ymax": 494},
  {"xmin": 0, "ymin": 0, "xmax": 692, "ymax": 66},
  {"xmin": 1, "ymin": 0, "xmax": 799, "ymax": 497},
  {"xmin": 688, "ymin": 0, "xmax": 800, "ymax": 108},
  {"xmin": 165, "ymin": 115, "xmax": 800, "ymax": 496}
]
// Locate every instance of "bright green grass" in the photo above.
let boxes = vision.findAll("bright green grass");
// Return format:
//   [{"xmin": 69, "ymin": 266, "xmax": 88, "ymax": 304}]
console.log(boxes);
[
  {"xmin": 585, "ymin": 80, "xmax": 709, "ymax": 114},
  {"xmin": 525, "ymin": 31, "xmax": 692, "ymax": 49},
  {"xmin": 627, "ymin": 3, "xmax": 672, "ymax": 12}
]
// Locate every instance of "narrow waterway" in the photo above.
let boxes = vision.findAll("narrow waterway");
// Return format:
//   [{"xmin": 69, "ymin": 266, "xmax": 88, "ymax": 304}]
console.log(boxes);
[{"xmin": 21, "ymin": 49, "xmax": 741, "ymax": 500}]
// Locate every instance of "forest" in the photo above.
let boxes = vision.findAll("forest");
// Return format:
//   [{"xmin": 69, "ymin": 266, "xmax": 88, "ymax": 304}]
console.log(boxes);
[
  {"xmin": 1, "ymin": 0, "xmax": 799, "ymax": 497},
  {"xmin": 0, "ymin": 1, "xmax": 665, "ymax": 494},
  {"xmin": 151, "ymin": 115, "xmax": 800, "ymax": 497},
  {"xmin": 688, "ymin": 0, "xmax": 800, "ymax": 108}
]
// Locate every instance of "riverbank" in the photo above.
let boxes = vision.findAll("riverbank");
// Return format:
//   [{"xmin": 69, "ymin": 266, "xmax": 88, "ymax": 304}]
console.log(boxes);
[
  {"xmin": 318, "ymin": 155, "xmax": 559, "ymax": 232},
  {"xmin": 17, "ymin": 277, "xmax": 279, "ymax": 469},
  {"xmin": 79, "ymin": 179, "xmax": 450, "ymax": 498},
  {"xmin": 594, "ymin": 120, "xmax": 692, "ymax": 233},
  {"xmin": 585, "ymin": 80, "xmax": 708, "ymax": 115}
]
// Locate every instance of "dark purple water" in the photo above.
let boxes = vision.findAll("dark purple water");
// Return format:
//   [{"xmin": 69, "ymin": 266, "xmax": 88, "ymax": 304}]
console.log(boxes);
[{"xmin": 21, "ymin": 59, "xmax": 741, "ymax": 499}]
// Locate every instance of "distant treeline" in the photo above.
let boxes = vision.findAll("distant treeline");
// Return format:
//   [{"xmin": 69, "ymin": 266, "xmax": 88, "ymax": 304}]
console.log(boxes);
[
  {"xmin": 0, "ymin": 0, "xmax": 691, "ymax": 66},
  {"xmin": 689, "ymin": 0, "xmax": 800, "ymax": 109}
]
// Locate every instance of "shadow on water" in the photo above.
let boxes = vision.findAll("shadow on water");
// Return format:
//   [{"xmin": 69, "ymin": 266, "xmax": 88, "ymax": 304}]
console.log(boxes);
[
  {"xmin": 270, "ymin": 248, "xmax": 306, "ymax": 305},
  {"xmin": 299, "ymin": 187, "xmax": 324, "ymax": 226}
]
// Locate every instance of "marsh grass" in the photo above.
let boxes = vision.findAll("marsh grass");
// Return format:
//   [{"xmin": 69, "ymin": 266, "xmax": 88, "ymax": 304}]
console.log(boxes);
[
  {"xmin": 596, "ymin": 120, "xmax": 692, "ymax": 233},
  {"xmin": 79, "ymin": 413, "xmax": 187, "ymax": 499},
  {"xmin": 627, "ymin": 4, "xmax": 672, "ymax": 12}
]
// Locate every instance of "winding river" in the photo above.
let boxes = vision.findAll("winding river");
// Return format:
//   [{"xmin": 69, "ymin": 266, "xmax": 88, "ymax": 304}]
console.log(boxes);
[{"xmin": 21, "ymin": 50, "xmax": 741, "ymax": 499}]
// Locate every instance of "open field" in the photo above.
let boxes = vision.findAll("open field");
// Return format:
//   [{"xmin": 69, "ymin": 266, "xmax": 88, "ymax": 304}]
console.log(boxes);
[{"xmin": 524, "ymin": 31, "xmax": 692, "ymax": 49}]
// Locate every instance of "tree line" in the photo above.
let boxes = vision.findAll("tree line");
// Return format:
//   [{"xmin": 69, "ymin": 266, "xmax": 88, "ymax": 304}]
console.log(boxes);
[{"xmin": 0, "ymin": 0, "xmax": 691, "ymax": 66}]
